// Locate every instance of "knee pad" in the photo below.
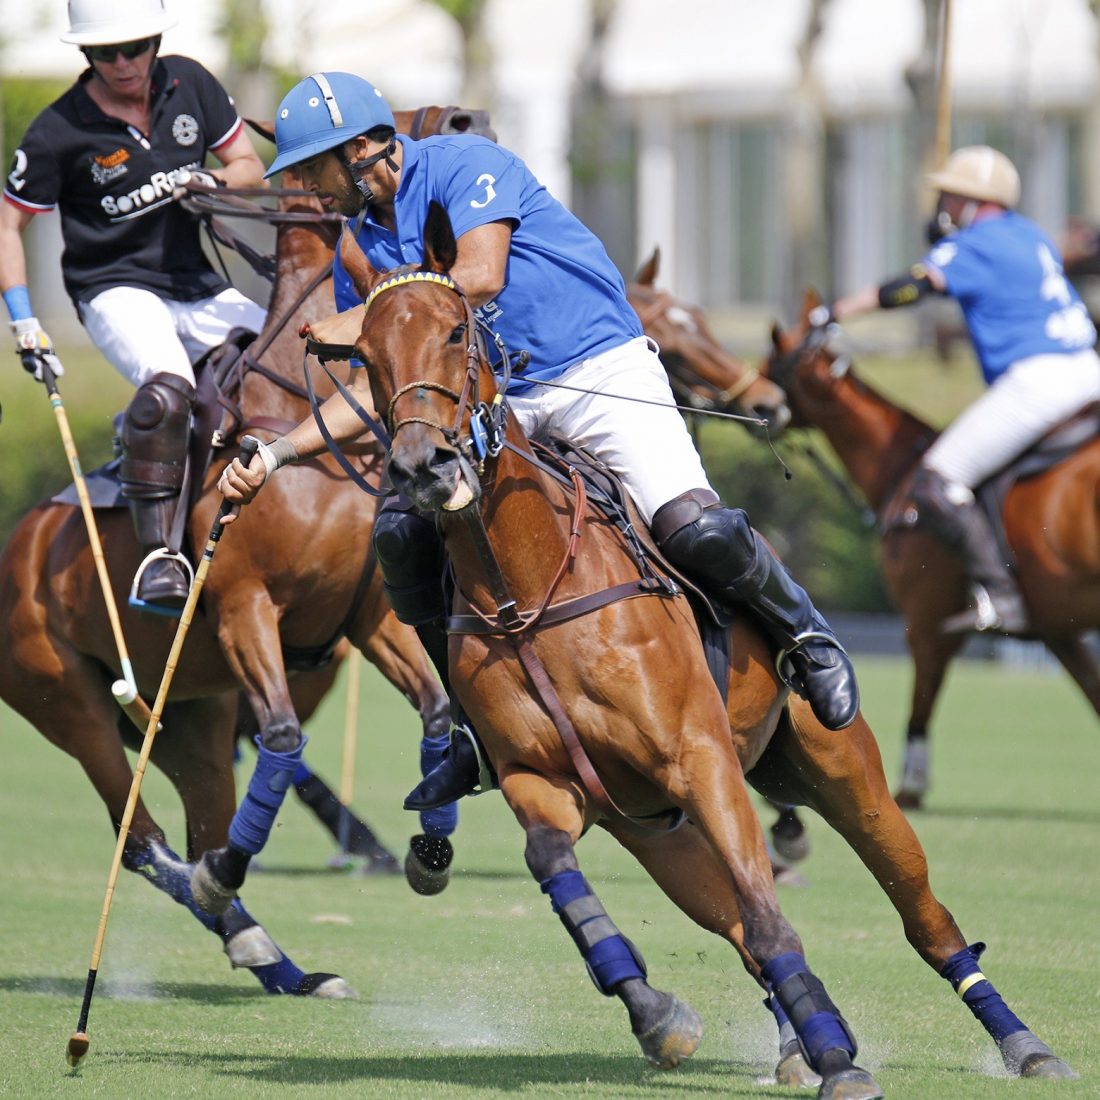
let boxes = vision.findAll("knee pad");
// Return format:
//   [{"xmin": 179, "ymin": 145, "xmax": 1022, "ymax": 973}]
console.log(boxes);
[
  {"xmin": 909, "ymin": 466, "xmax": 974, "ymax": 548},
  {"xmin": 654, "ymin": 493, "xmax": 760, "ymax": 589},
  {"xmin": 120, "ymin": 372, "xmax": 196, "ymax": 498},
  {"xmin": 374, "ymin": 506, "xmax": 448, "ymax": 624}
]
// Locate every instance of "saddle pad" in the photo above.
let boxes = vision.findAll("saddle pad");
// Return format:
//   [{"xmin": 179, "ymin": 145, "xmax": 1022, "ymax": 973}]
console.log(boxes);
[{"xmin": 51, "ymin": 459, "xmax": 126, "ymax": 509}]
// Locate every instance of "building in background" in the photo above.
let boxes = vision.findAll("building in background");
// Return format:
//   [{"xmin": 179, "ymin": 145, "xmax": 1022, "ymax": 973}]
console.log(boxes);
[{"xmin": 2, "ymin": 0, "xmax": 1098, "ymax": 344}]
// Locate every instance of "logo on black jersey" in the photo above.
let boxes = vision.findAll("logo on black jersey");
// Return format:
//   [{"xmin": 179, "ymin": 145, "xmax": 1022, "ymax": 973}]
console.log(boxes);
[
  {"xmin": 90, "ymin": 148, "xmax": 130, "ymax": 186},
  {"xmin": 172, "ymin": 114, "xmax": 199, "ymax": 147},
  {"xmin": 101, "ymin": 163, "xmax": 200, "ymax": 220}
]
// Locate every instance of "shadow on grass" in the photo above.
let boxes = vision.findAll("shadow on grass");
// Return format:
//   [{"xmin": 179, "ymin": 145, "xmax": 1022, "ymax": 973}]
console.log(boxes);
[
  {"xmin": 91, "ymin": 1049, "xmax": 782, "ymax": 1094},
  {"xmin": 910, "ymin": 804, "xmax": 1100, "ymax": 827},
  {"xmin": 0, "ymin": 976, "xmax": 264, "ymax": 1004}
]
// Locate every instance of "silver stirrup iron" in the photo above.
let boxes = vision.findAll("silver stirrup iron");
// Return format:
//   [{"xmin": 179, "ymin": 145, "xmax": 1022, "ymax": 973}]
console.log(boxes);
[
  {"xmin": 453, "ymin": 723, "xmax": 495, "ymax": 796},
  {"xmin": 129, "ymin": 547, "xmax": 196, "ymax": 604},
  {"xmin": 774, "ymin": 629, "xmax": 841, "ymax": 690}
]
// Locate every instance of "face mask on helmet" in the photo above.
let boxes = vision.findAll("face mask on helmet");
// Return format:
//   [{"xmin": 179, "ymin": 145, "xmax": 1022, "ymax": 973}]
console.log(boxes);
[{"xmin": 925, "ymin": 195, "xmax": 979, "ymax": 245}]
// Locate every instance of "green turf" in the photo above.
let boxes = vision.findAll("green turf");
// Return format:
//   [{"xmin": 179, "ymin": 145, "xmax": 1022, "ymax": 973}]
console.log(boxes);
[{"xmin": 1, "ymin": 655, "xmax": 1097, "ymax": 1098}]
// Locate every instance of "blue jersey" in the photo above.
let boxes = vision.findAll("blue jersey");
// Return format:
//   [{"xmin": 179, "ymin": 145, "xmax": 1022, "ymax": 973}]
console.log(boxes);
[
  {"xmin": 333, "ymin": 134, "xmax": 641, "ymax": 395},
  {"xmin": 922, "ymin": 211, "xmax": 1096, "ymax": 384}
]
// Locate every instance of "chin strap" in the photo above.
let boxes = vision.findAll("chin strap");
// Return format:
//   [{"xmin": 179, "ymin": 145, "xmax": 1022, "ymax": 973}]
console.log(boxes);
[{"xmin": 340, "ymin": 137, "xmax": 399, "ymax": 205}]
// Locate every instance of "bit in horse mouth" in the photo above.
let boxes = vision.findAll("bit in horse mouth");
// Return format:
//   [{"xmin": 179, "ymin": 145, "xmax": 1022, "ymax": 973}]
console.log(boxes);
[{"xmin": 442, "ymin": 467, "xmax": 475, "ymax": 511}]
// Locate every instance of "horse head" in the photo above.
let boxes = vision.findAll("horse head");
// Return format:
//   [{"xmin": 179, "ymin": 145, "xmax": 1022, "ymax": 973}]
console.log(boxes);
[
  {"xmin": 627, "ymin": 248, "xmax": 790, "ymax": 435},
  {"xmin": 338, "ymin": 203, "xmax": 490, "ymax": 514},
  {"xmin": 763, "ymin": 289, "xmax": 854, "ymax": 431}
]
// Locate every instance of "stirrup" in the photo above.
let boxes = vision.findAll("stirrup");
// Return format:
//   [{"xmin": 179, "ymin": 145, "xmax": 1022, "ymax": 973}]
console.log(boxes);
[
  {"xmin": 774, "ymin": 629, "xmax": 842, "ymax": 689},
  {"xmin": 128, "ymin": 548, "xmax": 195, "ymax": 618},
  {"xmin": 453, "ymin": 723, "xmax": 496, "ymax": 796},
  {"xmin": 941, "ymin": 585, "xmax": 1028, "ymax": 635}
]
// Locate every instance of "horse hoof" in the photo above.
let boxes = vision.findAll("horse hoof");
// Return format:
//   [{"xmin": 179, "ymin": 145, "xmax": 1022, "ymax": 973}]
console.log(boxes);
[
  {"xmin": 224, "ymin": 924, "xmax": 282, "ymax": 968},
  {"xmin": 190, "ymin": 852, "xmax": 237, "ymax": 915},
  {"xmin": 634, "ymin": 995, "xmax": 703, "ymax": 1069},
  {"xmin": 775, "ymin": 1050, "xmax": 822, "ymax": 1088},
  {"xmin": 770, "ymin": 811, "xmax": 811, "ymax": 863},
  {"xmin": 404, "ymin": 834, "xmax": 454, "ymax": 896},
  {"xmin": 817, "ymin": 1066, "xmax": 884, "ymax": 1100},
  {"xmin": 1020, "ymin": 1054, "xmax": 1078, "ymax": 1079},
  {"xmin": 892, "ymin": 789, "xmax": 923, "ymax": 811},
  {"xmin": 296, "ymin": 972, "xmax": 358, "ymax": 999}
]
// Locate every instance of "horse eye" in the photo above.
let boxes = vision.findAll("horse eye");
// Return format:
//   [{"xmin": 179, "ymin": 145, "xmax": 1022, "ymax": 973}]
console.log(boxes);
[{"xmin": 448, "ymin": 323, "xmax": 467, "ymax": 345}]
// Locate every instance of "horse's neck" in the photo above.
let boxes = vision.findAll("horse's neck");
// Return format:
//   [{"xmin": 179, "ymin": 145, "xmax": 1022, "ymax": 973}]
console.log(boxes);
[
  {"xmin": 444, "ymin": 434, "xmax": 585, "ymax": 611},
  {"xmin": 808, "ymin": 374, "xmax": 935, "ymax": 512}
]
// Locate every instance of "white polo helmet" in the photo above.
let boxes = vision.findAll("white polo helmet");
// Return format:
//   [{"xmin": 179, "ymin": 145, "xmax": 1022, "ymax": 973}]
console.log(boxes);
[
  {"xmin": 60, "ymin": 0, "xmax": 176, "ymax": 46},
  {"xmin": 926, "ymin": 145, "xmax": 1021, "ymax": 209}
]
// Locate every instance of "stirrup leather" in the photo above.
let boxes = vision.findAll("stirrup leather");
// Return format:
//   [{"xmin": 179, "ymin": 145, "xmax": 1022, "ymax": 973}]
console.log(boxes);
[{"xmin": 774, "ymin": 630, "xmax": 844, "ymax": 689}]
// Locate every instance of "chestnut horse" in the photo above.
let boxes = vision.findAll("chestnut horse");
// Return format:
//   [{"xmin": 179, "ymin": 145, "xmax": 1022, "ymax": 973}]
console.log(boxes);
[
  {"xmin": 764, "ymin": 296, "xmax": 1100, "ymax": 809},
  {"xmin": 270, "ymin": 207, "xmax": 1069, "ymax": 1093},
  {"xmin": 0, "ymin": 108, "xmax": 479, "ymax": 997},
  {"xmin": 626, "ymin": 251, "xmax": 810, "ymax": 865}
]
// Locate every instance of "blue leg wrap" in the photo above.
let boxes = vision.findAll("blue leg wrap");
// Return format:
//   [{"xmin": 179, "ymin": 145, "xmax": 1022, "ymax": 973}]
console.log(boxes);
[
  {"xmin": 940, "ymin": 942, "xmax": 1028, "ymax": 1042},
  {"xmin": 251, "ymin": 954, "xmax": 307, "ymax": 995},
  {"xmin": 541, "ymin": 869, "xmax": 646, "ymax": 996},
  {"xmin": 228, "ymin": 735, "xmax": 307, "ymax": 855},
  {"xmin": 418, "ymin": 733, "xmax": 459, "ymax": 836},
  {"xmin": 128, "ymin": 840, "xmax": 217, "ymax": 930},
  {"xmin": 291, "ymin": 760, "xmax": 313, "ymax": 785},
  {"xmin": 761, "ymin": 952, "xmax": 857, "ymax": 1067}
]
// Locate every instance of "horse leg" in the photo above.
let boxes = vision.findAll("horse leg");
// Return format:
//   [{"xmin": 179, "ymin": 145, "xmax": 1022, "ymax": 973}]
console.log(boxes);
[
  {"xmin": 655, "ymin": 734, "xmax": 882, "ymax": 1099},
  {"xmin": 191, "ymin": 597, "xmax": 307, "ymax": 914},
  {"xmin": 497, "ymin": 770, "xmax": 705, "ymax": 1068},
  {"xmin": 895, "ymin": 627, "xmax": 964, "ymax": 810},
  {"xmin": 778, "ymin": 700, "xmax": 1075, "ymax": 1079},
  {"xmin": 146, "ymin": 695, "xmax": 354, "ymax": 997},
  {"xmin": 609, "ymin": 818, "xmax": 821, "ymax": 1089},
  {"xmin": 236, "ymin": 661, "xmax": 400, "ymax": 873},
  {"xmin": 349, "ymin": 582, "xmax": 457, "ymax": 895},
  {"xmin": 1043, "ymin": 632, "xmax": 1100, "ymax": 717}
]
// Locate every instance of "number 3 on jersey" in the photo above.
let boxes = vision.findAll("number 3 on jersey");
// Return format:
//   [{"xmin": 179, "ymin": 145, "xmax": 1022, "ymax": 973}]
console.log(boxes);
[{"xmin": 470, "ymin": 173, "xmax": 497, "ymax": 209}]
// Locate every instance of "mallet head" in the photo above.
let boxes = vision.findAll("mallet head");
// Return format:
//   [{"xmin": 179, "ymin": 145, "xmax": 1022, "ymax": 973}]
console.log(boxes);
[{"xmin": 66, "ymin": 1031, "xmax": 89, "ymax": 1067}]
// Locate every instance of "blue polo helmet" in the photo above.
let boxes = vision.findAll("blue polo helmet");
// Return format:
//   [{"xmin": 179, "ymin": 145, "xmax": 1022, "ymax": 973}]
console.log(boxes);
[{"xmin": 266, "ymin": 72, "xmax": 396, "ymax": 178}]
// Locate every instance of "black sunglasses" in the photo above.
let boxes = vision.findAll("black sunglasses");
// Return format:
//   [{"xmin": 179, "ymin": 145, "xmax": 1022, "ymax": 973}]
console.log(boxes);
[{"xmin": 84, "ymin": 37, "xmax": 155, "ymax": 63}]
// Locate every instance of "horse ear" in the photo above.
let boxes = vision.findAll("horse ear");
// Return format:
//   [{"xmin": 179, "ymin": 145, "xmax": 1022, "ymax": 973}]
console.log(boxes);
[
  {"xmin": 422, "ymin": 200, "xmax": 458, "ymax": 273},
  {"xmin": 770, "ymin": 320, "xmax": 785, "ymax": 351},
  {"xmin": 634, "ymin": 247, "xmax": 660, "ymax": 286},
  {"xmin": 339, "ymin": 227, "xmax": 380, "ymax": 297}
]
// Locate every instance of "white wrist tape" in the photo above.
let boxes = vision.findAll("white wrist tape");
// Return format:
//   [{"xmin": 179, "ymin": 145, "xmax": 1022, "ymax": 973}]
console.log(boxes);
[
  {"xmin": 256, "ymin": 440, "xmax": 280, "ymax": 477},
  {"xmin": 255, "ymin": 437, "xmax": 299, "ymax": 477}
]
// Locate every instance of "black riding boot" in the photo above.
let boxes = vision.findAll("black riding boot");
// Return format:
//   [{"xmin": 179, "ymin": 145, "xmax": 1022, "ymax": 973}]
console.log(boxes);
[
  {"xmin": 653, "ymin": 489, "xmax": 860, "ymax": 731},
  {"xmin": 373, "ymin": 502, "xmax": 496, "ymax": 810},
  {"xmin": 911, "ymin": 467, "xmax": 1028, "ymax": 634},
  {"xmin": 119, "ymin": 373, "xmax": 196, "ymax": 615}
]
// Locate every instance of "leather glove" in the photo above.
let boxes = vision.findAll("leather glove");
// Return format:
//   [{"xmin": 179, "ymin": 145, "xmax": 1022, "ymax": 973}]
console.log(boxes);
[{"xmin": 12, "ymin": 316, "xmax": 64, "ymax": 381}]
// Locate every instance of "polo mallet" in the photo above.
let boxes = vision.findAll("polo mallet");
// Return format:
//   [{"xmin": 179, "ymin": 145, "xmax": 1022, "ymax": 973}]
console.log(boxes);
[
  {"xmin": 331, "ymin": 652, "xmax": 362, "ymax": 868},
  {"xmin": 934, "ymin": 0, "xmax": 954, "ymax": 168},
  {"xmin": 24, "ymin": 350, "xmax": 153, "ymax": 733},
  {"xmin": 66, "ymin": 435, "xmax": 259, "ymax": 1069}
]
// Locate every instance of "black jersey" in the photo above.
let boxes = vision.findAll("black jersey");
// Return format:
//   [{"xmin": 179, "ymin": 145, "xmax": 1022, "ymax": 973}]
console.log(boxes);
[{"xmin": 3, "ymin": 55, "xmax": 241, "ymax": 309}]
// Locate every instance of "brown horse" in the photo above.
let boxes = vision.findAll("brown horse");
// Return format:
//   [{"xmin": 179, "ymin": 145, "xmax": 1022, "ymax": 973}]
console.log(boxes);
[
  {"xmin": 258, "ymin": 206, "xmax": 1069, "ymax": 1094},
  {"xmin": 626, "ymin": 252, "xmax": 811, "ymax": 867},
  {"xmin": 764, "ymin": 295, "xmax": 1100, "ymax": 809},
  {"xmin": 0, "ymin": 110, "xmax": 477, "ymax": 996},
  {"xmin": 627, "ymin": 248, "xmax": 790, "ymax": 434}
]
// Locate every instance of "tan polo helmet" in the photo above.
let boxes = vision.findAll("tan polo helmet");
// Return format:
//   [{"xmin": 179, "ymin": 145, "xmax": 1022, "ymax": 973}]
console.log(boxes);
[{"xmin": 926, "ymin": 146, "xmax": 1021, "ymax": 208}]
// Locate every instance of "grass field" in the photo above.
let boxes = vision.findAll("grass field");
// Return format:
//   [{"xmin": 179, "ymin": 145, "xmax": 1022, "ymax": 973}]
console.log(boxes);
[{"xmin": 1, "ymin": 654, "xmax": 1097, "ymax": 1099}]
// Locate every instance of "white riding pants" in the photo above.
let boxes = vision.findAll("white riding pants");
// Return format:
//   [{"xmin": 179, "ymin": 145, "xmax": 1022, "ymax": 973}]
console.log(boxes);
[
  {"xmin": 924, "ymin": 348, "xmax": 1100, "ymax": 488},
  {"xmin": 508, "ymin": 336, "xmax": 713, "ymax": 524},
  {"xmin": 79, "ymin": 285, "xmax": 267, "ymax": 388}
]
